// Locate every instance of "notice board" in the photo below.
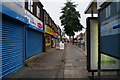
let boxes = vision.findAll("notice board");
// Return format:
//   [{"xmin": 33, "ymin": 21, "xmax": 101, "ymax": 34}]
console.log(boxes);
[
  {"xmin": 99, "ymin": 2, "xmax": 120, "ymax": 59},
  {"xmin": 87, "ymin": 17, "xmax": 120, "ymax": 72}
]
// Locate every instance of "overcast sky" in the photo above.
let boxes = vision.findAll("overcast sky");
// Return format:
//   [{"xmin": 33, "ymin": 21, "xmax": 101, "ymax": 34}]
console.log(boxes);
[{"xmin": 40, "ymin": 0, "xmax": 92, "ymax": 37}]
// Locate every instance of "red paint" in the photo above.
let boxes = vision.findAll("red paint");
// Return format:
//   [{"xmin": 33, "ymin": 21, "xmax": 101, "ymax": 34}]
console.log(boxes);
[
  {"xmin": 53, "ymin": 31, "xmax": 58, "ymax": 37},
  {"xmin": 37, "ymin": 23, "xmax": 43, "ymax": 29}
]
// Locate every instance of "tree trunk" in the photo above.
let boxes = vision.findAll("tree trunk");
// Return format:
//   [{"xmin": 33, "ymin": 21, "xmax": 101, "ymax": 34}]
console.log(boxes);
[
  {"xmin": 73, "ymin": 36, "xmax": 74, "ymax": 45},
  {"xmin": 69, "ymin": 36, "xmax": 71, "ymax": 43}
]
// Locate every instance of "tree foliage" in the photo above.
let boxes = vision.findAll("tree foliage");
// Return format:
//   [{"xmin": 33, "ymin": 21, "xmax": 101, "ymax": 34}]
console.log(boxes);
[{"xmin": 60, "ymin": 0, "xmax": 83, "ymax": 37}]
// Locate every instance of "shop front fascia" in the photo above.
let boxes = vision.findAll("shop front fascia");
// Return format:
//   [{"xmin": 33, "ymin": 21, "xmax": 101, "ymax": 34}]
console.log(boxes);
[
  {"xmin": 24, "ymin": 10, "xmax": 44, "ymax": 59},
  {"xmin": 0, "ymin": 2, "xmax": 28, "ymax": 78},
  {"xmin": 52, "ymin": 31, "xmax": 59, "ymax": 48},
  {"xmin": 45, "ymin": 25, "xmax": 54, "ymax": 49}
]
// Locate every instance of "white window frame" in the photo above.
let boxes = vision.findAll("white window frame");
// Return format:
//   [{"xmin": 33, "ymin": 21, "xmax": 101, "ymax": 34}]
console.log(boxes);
[
  {"xmin": 37, "ymin": 6, "xmax": 40, "ymax": 18},
  {"xmin": 106, "ymin": 5, "xmax": 111, "ymax": 18},
  {"xmin": 28, "ymin": 0, "xmax": 33, "ymax": 12}
]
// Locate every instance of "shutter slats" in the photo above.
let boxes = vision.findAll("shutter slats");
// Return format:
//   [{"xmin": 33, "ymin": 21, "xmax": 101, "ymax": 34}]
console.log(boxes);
[
  {"xmin": 1, "ymin": 15, "xmax": 24, "ymax": 78},
  {"xmin": 26, "ymin": 28, "xmax": 42, "ymax": 59}
]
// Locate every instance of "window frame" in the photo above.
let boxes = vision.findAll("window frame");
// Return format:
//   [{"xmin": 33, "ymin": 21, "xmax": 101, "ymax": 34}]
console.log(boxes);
[
  {"xmin": 106, "ymin": 5, "xmax": 111, "ymax": 19},
  {"xmin": 36, "ymin": 6, "xmax": 40, "ymax": 18},
  {"xmin": 45, "ymin": 13, "xmax": 49, "ymax": 24},
  {"xmin": 28, "ymin": 0, "xmax": 33, "ymax": 13},
  {"xmin": 117, "ymin": 1, "xmax": 120, "ymax": 13}
]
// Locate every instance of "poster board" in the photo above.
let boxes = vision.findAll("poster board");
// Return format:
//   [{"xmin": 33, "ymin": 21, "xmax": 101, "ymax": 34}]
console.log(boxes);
[
  {"xmin": 99, "ymin": 2, "xmax": 120, "ymax": 59},
  {"xmin": 87, "ymin": 17, "xmax": 120, "ymax": 72}
]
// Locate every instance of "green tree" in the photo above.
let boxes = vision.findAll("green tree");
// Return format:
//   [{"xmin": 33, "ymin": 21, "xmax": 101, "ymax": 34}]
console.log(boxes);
[{"xmin": 60, "ymin": 0, "xmax": 83, "ymax": 43}]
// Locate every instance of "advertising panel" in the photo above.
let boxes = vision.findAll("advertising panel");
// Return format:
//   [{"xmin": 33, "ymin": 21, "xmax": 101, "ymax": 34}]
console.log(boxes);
[
  {"xmin": 45, "ymin": 25, "xmax": 53, "ymax": 35},
  {"xmin": 25, "ymin": 10, "xmax": 43, "ymax": 30},
  {"xmin": 87, "ymin": 17, "xmax": 120, "ymax": 72},
  {"xmin": 89, "ymin": 18, "xmax": 98, "ymax": 70},
  {"xmin": 101, "ymin": 54, "xmax": 120, "ymax": 70},
  {"xmin": 53, "ymin": 31, "xmax": 58, "ymax": 37},
  {"xmin": 100, "ymin": 10, "xmax": 120, "ymax": 59}
]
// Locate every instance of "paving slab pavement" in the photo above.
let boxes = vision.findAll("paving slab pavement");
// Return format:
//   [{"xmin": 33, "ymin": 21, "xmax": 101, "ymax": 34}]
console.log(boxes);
[
  {"xmin": 63, "ymin": 43, "xmax": 89, "ymax": 79},
  {"xmin": 7, "ymin": 48, "xmax": 64, "ymax": 78},
  {"xmin": 6, "ymin": 43, "xmax": 89, "ymax": 79}
]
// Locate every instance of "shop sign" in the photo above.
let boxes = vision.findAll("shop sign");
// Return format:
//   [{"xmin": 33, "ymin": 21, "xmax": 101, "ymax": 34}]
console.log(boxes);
[
  {"xmin": 45, "ymin": 25, "xmax": 53, "ymax": 35},
  {"xmin": 101, "ymin": 54, "xmax": 120, "ymax": 70},
  {"xmin": 46, "ymin": 43, "xmax": 51, "ymax": 46},
  {"xmin": 53, "ymin": 31, "xmax": 58, "ymax": 37},
  {"xmin": 100, "ymin": 11, "xmax": 120, "ymax": 59},
  {"xmin": 25, "ymin": 10, "xmax": 43, "ymax": 30},
  {"xmin": 2, "ymin": 0, "xmax": 25, "ymax": 16}
]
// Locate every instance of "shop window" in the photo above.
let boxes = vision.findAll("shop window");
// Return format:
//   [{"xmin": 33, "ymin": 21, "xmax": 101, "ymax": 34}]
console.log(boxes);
[
  {"xmin": 46, "ymin": 36, "xmax": 51, "ymax": 43},
  {"xmin": 28, "ymin": 0, "xmax": 33, "ymax": 12},
  {"xmin": 44, "ymin": 12, "xmax": 48, "ymax": 24},
  {"xmin": 37, "ymin": 6, "xmax": 40, "ymax": 18},
  {"xmin": 45, "ymin": 14, "xmax": 49, "ymax": 24}
]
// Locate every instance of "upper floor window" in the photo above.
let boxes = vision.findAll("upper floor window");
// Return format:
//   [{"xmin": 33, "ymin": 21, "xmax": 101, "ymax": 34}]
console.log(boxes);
[
  {"xmin": 44, "ymin": 12, "xmax": 49, "ymax": 24},
  {"xmin": 46, "ymin": 15, "xmax": 49, "ymax": 24},
  {"xmin": 49, "ymin": 19, "xmax": 52, "ymax": 26},
  {"xmin": 28, "ymin": 0, "xmax": 33, "ymax": 12},
  {"xmin": 106, "ymin": 5, "xmax": 111, "ymax": 18},
  {"xmin": 37, "ymin": 6, "xmax": 40, "ymax": 18}
]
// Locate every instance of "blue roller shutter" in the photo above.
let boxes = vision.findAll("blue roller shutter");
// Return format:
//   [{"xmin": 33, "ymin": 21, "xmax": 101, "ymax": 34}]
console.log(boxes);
[
  {"xmin": 1, "ymin": 15, "xmax": 24, "ymax": 78},
  {"xmin": 26, "ymin": 28, "xmax": 43, "ymax": 59}
]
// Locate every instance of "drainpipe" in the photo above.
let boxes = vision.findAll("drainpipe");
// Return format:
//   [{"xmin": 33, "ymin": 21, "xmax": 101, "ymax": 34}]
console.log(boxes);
[
  {"xmin": 43, "ymin": 10, "xmax": 46, "ymax": 52},
  {"xmin": 98, "ymin": 9, "xmax": 101, "ymax": 79}
]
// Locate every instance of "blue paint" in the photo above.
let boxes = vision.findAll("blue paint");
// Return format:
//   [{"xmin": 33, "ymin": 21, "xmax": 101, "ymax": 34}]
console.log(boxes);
[
  {"xmin": 0, "ymin": 4, "xmax": 44, "ymax": 78},
  {"xmin": 0, "ymin": 4, "xmax": 28, "ymax": 24},
  {"xmin": 100, "ymin": 34, "xmax": 120, "ymax": 58},
  {"xmin": 1, "ymin": 15, "xmax": 24, "ymax": 78},
  {"xmin": 26, "ymin": 28, "xmax": 43, "ymax": 59},
  {"xmin": 113, "ymin": 24, "xmax": 120, "ymax": 29}
]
